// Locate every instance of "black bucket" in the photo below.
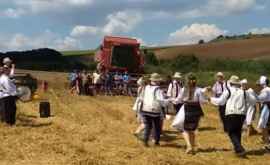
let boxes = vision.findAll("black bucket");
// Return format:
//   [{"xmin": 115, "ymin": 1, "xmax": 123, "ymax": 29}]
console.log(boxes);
[{"xmin": 39, "ymin": 101, "xmax": 50, "ymax": 118}]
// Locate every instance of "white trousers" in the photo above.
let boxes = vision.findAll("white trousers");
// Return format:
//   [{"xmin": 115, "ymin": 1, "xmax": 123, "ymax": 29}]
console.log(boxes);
[{"xmin": 245, "ymin": 105, "xmax": 256, "ymax": 126}]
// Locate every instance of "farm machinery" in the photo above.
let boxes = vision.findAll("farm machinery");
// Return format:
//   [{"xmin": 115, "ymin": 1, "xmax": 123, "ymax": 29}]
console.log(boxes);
[
  {"xmin": 14, "ymin": 72, "xmax": 38, "ymax": 101},
  {"xmin": 95, "ymin": 36, "xmax": 145, "ymax": 95}
]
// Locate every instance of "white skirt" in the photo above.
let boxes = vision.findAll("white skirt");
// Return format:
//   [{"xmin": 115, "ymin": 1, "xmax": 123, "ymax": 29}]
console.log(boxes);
[
  {"xmin": 171, "ymin": 105, "xmax": 185, "ymax": 132},
  {"xmin": 245, "ymin": 105, "xmax": 256, "ymax": 126},
  {"xmin": 257, "ymin": 105, "xmax": 270, "ymax": 129}
]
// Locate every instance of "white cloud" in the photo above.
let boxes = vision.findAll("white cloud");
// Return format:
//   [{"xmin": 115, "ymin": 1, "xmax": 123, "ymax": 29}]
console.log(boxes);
[
  {"xmin": 70, "ymin": 10, "xmax": 142, "ymax": 38},
  {"xmin": 248, "ymin": 27, "xmax": 270, "ymax": 34},
  {"xmin": 14, "ymin": 0, "xmax": 94, "ymax": 13},
  {"xmin": 102, "ymin": 11, "xmax": 142, "ymax": 35},
  {"xmin": 0, "ymin": 31, "xmax": 81, "ymax": 51},
  {"xmin": 132, "ymin": 37, "xmax": 147, "ymax": 46},
  {"xmin": 178, "ymin": 0, "xmax": 256, "ymax": 18},
  {"xmin": 70, "ymin": 25, "xmax": 99, "ymax": 37},
  {"xmin": 0, "ymin": 8, "xmax": 25, "ymax": 18},
  {"xmin": 168, "ymin": 23, "xmax": 226, "ymax": 45}
]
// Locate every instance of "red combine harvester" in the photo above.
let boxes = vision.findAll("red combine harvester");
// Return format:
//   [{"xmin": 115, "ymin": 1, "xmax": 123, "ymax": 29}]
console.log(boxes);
[
  {"xmin": 95, "ymin": 36, "xmax": 144, "ymax": 73},
  {"xmin": 95, "ymin": 36, "xmax": 145, "ymax": 95}
]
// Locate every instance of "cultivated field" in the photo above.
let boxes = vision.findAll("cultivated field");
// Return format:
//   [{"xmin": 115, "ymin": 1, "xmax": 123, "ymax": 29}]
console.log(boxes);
[
  {"xmin": 151, "ymin": 36, "xmax": 270, "ymax": 60},
  {"xmin": 0, "ymin": 70, "xmax": 269, "ymax": 165}
]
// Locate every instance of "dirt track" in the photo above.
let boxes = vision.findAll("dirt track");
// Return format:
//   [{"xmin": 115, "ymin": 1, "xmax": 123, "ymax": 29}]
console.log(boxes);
[{"xmin": 0, "ymin": 70, "xmax": 269, "ymax": 165}]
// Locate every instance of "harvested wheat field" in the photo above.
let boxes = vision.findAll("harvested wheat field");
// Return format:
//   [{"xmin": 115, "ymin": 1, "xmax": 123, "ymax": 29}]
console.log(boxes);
[
  {"xmin": 0, "ymin": 70, "xmax": 269, "ymax": 165},
  {"xmin": 154, "ymin": 36, "xmax": 270, "ymax": 60}
]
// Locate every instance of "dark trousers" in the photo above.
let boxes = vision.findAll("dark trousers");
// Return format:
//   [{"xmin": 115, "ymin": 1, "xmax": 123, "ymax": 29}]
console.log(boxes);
[
  {"xmin": 218, "ymin": 105, "xmax": 227, "ymax": 131},
  {"xmin": 226, "ymin": 114, "xmax": 246, "ymax": 153},
  {"xmin": 3, "ymin": 96, "xmax": 17, "ymax": 125},
  {"xmin": 143, "ymin": 115, "xmax": 161, "ymax": 144},
  {"xmin": 0, "ymin": 99, "xmax": 5, "ymax": 122}
]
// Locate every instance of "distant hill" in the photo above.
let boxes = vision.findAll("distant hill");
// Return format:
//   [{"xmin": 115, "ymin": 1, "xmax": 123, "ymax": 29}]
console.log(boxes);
[
  {"xmin": 0, "ymin": 48, "xmax": 96, "ymax": 71},
  {"xmin": 147, "ymin": 34, "xmax": 270, "ymax": 60}
]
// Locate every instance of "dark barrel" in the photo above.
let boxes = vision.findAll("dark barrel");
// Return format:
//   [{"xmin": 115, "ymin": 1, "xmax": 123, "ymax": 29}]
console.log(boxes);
[{"xmin": 39, "ymin": 101, "xmax": 50, "ymax": 118}]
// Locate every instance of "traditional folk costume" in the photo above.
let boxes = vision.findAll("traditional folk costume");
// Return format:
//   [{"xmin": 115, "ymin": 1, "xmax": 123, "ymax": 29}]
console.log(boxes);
[
  {"xmin": 172, "ymin": 87, "xmax": 207, "ymax": 132},
  {"xmin": 256, "ymin": 76, "xmax": 270, "ymax": 146},
  {"xmin": 212, "ymin": 72, "xmax": 227, "ymax": 131},
  {"xmin": 167, "ymin": 72, "xmax": 184, "ymax": 114},
  {"xmin": 140, "ymin": 73, "xmax": 169, "ymax": 146},
  {"xmin": 172, "ymin": 73, "xmax": 207, "ymax": 154},
  {"xmin": 132, "ymin": 77, "xmax": 146, "ymax": 124},
  {"xmin": 0, "ymin": 70, "xmax": 17, "ymax": 125},
  {"xmin": 240, "ymin": 79, "xmax": 257, "ymax": 135},
  {"xmin": 211, "ymin": 76, "xmax": 257, "ymax": 156}
]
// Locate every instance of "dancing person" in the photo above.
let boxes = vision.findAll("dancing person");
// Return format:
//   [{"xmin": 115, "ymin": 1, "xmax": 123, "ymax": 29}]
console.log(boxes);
[
  {"xmin": 167, "ymin": 72, "xmax": 184, "ymax": 114},
  {"xmin": 140, "ymin": 73, "xmax": 170, "ymax": 147},
  {"xmin": 133, "ymin": 77, "xmax": 146, "ymax": 137},
  {"xmin": 212, "ymin": 72, "xmax": 227, "ymax": 131},
  {"xmin": 256, "ymin": 76, "xmax": 270, "ymax": 148},
  {"xmin": 241, "ymin": 79, "xmax": 257, "ymax": 136},
  {"xmin": 210, "ymin": 75, "xmax": 257, "ymax": 157},
  {"xmin": 172, "ymin": 73, "xmax": 208, "ymax": 154}
]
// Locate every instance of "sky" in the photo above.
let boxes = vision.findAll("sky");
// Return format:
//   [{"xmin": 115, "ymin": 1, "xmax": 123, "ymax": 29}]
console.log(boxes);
[{"xmin": 0, "ymin": 0, "xmax": 270, "ymax": 52}]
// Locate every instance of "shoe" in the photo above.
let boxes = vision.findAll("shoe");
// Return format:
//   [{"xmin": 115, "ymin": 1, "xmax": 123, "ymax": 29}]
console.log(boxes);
[
  {"xmin": 236, "ymin": 151, "xmax": 246, "ymax": 158},
  {"xmin": 154, "ymin": 142, "xmax": 160, "ymax": 147},
  {"xmin": 144, "ymin": 142, "xmax": 149, "ymax": 147},
  {"xmin": 185, "ymin": 147, "xmax": 193, "ymax": 154}
]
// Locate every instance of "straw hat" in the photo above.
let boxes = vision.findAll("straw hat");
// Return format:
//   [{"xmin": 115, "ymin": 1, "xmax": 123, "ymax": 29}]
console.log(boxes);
[
  {"xmin": 149, "ymin": 73, "xmax": 163, "ymax": 82},
  {"xmin": 240, "ymin": 79, "xmax": 248, "ymax": 85},
  {"xmin": 216, "ymin": 72, "xmax": 224, "ymax": 78},
  {"xmin": 229, "ymin": 75, "xmax": 240, "ymax": 85},
  {"xmin": 172, "ymin": 72, "xmax": 182, "ymax": 80},
  {"xmin": 3, "ymin": 57, "xmax": 12, "ymax": 64}
]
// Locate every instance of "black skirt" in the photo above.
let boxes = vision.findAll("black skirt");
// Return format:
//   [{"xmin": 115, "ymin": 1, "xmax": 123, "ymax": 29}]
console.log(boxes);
[{"xmin": 184, "ymin": 103, "xmax": 203, "ymax": 131}]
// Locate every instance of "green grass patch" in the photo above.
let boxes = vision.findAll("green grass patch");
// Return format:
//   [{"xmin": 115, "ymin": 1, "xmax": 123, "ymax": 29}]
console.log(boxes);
[{"xmin": 61, "ymin": 50, "xmax": 96, "ymax": 56}]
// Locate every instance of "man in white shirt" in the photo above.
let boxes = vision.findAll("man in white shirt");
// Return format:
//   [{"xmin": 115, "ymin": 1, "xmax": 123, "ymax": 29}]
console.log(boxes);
[
  {"xmin": 212, "ymin": 72, "xmax": 227, "ymax": 131},
  {"xmin": 140, "ymin": 73, "xmax": 170, "ymax": 147},
  {"xmin": 211, "ymin": 75, "xmax": 257, "ymax": 157},
  {"xmin": 167, "ymin": 72, "xmax": 183, "ymax": 114},
  {"xmin": 0, "ymin": 66, "xmax": 17, "ymax": 125}
]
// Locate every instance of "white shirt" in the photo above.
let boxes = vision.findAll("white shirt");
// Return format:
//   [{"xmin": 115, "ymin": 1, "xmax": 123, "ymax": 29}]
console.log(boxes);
[
  {"xmin": 257, "ymin": 86, "xmax": 270, "ymax": 103},
  {"xmin": 172, "ymin": 87, "xmax": 207, "ymax": 105},
  {"xmin": 167, "ymin": 80, "xmax": 182, "ymax": 98},
  {"xmin": 0, "ymin": 74, "xmax": 17, "ymax": 99},
  {"xmin": 93, "ymin": 72, "xmax": 101, "ymax": 84},
  {"xmin": 212, "ymin": 81, "xmax": 225, "ymax": 97},
  {"xmin": 141, "ymin": 85, "xmax": 168, "ymax": 113},
  {"xmin": 211, "ymin": 86, "xmax": 257, "ymax": 116}
]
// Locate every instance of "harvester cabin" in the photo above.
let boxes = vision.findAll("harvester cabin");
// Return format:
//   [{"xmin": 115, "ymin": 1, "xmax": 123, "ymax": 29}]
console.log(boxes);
[{"xmin": 95, "ymin": 36, "xmax": 143, "ymax": 73}]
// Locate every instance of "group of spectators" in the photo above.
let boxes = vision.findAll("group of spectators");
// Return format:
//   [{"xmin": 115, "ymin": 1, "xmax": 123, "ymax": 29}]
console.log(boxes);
[{"xmin": 68, "ymin": 70, "xmax": 134, "ymax": 96}]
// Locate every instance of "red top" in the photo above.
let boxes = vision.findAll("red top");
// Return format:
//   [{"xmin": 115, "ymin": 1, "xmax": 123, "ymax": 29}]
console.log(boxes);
[{"xmin": 104, "ymin": 36, "xmax": 140, "ymax": 46}]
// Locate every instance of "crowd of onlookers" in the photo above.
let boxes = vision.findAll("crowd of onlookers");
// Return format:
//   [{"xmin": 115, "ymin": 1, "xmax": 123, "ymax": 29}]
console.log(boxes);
[{"xmin": 68, "ymin": 70, "xmax": 134, "ymax": 96}]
